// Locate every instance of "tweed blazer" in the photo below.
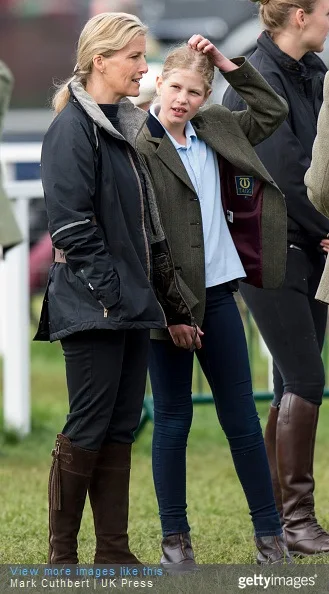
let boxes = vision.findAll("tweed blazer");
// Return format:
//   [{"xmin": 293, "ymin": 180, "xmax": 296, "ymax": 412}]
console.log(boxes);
[
  {"xmin": 137, "ymin": 59, "xmax": 288, "ymax": 339},
  {"xmin": 0, "ymin": 61, "xmax": 22, "ymax": 252},
  {"xmin": 305, "ymin": 72, "xmax": 329, "ymax": 303}
]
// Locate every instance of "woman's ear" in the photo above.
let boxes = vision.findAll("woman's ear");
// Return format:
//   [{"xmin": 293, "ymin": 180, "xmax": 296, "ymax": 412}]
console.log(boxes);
[
  {"xmin": 294, "ymin": 8, "xmax": 306, "ymax": 30},
  {"xmin": 93, "ymin": 54, "xmax": 106, "ymax": 74},
  {"xmin": 155, "ymin": 75, "xmax": 163, "ymax": 96}
]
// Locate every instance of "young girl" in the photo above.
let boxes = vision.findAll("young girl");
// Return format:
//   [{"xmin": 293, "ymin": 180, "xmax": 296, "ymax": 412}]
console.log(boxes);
[
  {"xmin": 137, "ymin": 35, "xmax": 291, "ymax": 569},
  {"xmin": 224, "ymin": 0, "xmax": 329, "ymax": 557}
]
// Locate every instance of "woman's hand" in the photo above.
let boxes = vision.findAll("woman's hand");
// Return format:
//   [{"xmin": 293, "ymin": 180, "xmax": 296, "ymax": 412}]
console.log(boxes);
[
  {"xmin": 188, "ymin": 34, "xmax": 239, "ymax": 73},
  {"xmin": 320, "ymin": 238, "xmax": 329, "ymax": 253},
  {"xmin": 168, "ymin": 324, "xmax": 204, "ymax": 350}
]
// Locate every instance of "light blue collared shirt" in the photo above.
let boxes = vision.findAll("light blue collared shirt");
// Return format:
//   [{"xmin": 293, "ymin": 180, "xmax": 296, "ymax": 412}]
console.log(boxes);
[{"xmin": 150, "ymin": 105, "xmax": 245, "ymax": 287}]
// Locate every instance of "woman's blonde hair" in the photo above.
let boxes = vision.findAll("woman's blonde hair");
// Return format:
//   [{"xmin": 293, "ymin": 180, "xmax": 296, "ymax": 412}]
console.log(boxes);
[
  {"xmin": 250, "ymin": 0, "xmax": 318, "ymax": 32},
  {"xmin": 52, "ymin": 12, "xmax": 148, "ymax": 113},
  {"xmin": 161, "ymin": 44, "xmax": 215, "ymax": 94}
]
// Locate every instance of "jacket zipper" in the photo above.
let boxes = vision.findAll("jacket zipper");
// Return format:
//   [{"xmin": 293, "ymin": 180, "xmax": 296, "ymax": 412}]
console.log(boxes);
[
  {"xmin": 126, "ymin": 148, "xmax": 191, "ymax": 329},
  {"xmin": 80, "ymin": 269, "xmax": 108, "ymax": 318},
  {"xmin": 126, "ymin": 147, "xmax": 151, "ymax": 280},
  {"xmin": 156, "ymin": 299, "xmax": 167, "ymax": 327}
]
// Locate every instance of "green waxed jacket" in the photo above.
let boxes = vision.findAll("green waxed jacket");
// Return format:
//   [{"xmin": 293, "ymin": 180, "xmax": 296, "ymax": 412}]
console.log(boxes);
[
  {"xmin": 0, "ymin": 60, "xmax": 22, "ymax": 252},
  {"xmin": 137, "ymin": 58, "xmax": 288, "ymax": 339}
]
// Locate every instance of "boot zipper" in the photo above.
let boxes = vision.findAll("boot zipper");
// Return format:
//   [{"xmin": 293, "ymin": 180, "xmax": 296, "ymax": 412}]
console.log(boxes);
[
  {"xmin": 50, "ymin": 439, "xmax": 62, "ymax": 511},
  {"xmin": 179, "ymin": 533, "xmax": 187, "ymax": 558},
  {"xmin": 126, "ymin": 147, "xmax": 151, "ymax": 280}
]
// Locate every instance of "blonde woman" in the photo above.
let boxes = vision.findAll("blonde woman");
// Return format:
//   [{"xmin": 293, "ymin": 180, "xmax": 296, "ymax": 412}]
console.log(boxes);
[
  {"xmin": 224, "ymin": 0, "xmax": 329, "ymax": 556},
  {"xmin": 305, "ymin": 72, "xmax": 329, "ymax": 303},
  {"xmin": 35, "ymin": 13, "xmax": 166, "ymax": 564}
]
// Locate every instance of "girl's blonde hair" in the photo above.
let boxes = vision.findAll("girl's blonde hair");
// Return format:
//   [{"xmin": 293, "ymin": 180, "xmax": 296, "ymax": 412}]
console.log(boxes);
[
  {"xmin": 161, "ymin": 44, "xmax": 215, "ymax": 94},
  {"xmin": 250, "ymin": 0, "xmax": 318, "ymax": 32},
  {"xmin": 52, "ymin": 12, "xmax": 148, "ymax": 113}
]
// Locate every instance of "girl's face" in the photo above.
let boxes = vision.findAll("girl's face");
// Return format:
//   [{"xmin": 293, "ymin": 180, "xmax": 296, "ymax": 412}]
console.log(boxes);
[
  {"xmin": 300, "ymin": 0, "xmax": 329, "ymax": 52},
  {"xmin": 156, "ymin": 68, "xmax": 211, "ymax": 132}
]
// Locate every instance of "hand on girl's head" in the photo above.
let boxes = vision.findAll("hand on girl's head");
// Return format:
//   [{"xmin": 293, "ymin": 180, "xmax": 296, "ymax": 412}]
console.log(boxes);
[{"xmin": 188, "ymin": 34, "xmax": 214, "ymax": 54}]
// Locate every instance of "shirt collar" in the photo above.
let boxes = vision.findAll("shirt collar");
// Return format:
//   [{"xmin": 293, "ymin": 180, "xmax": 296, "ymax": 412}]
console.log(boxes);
[{"xmin": 150, "ymin": 103, "xmax": 196, "ymax": 149}]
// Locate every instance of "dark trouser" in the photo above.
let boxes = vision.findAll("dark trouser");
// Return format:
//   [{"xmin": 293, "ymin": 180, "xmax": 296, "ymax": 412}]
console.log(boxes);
[
  {"xmin": 149, "ymin": 283, "xmax": 281, "ymax": 538},
  {"xmin": 240, "ymin": 245, "xmax": 327, "ymax": 406},
  {"xmin": 60, "ymin": 329, "xmax": 150, "ymax": 450}
]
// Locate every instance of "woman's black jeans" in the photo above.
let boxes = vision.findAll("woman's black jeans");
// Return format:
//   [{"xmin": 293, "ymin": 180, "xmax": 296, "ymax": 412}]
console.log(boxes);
[
  {"xmin": 240, "ymin": 245, "xmax": 327, "ymax": 407},
  {"xmin": 149, "ymin": 283, "xmax": 281, "ymax": 538},
  {"xmin": 60, "ymin": 329, "xmax": 150, "ymax": 450}
]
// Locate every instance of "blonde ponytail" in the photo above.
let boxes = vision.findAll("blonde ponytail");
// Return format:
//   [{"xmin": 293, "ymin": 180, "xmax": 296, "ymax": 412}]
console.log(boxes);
[{"xmin": 52, "ymin": 77, "xmax": 75, "ymax": 114}]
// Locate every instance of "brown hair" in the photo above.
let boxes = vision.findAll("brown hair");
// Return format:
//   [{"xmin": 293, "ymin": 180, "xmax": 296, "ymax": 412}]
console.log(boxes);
[
  {"xmin": 161, "ymin": 44, "xmax": 214, "ymax": 93},
  {"xmin": 250, "ymin": 0, "xmax": 318, "ymax": 31},
  {"xmin": 52, "ymin": 12, "xmax": 147, "ymax": 113}
]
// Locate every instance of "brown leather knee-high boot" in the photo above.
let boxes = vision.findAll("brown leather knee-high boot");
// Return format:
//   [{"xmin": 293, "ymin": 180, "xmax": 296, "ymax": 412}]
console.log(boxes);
[
  {"xmin": 264, "ymin": 405, "xmax": 283, "ymax": 523},
  {"xmin": 48, "ymin": 434, "xmax": 98, "ymax": 564},
  {"xmin": 277, "ymin": 393, "xmax": 329, "ymax": 556},
  {"xmin": 88, "ymin": 442, "xmax": 141, "ymax": 564}
]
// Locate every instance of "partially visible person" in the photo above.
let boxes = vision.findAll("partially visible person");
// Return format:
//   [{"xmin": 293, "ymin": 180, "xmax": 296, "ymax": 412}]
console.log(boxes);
[
  {"xmin": 29, "ymin": 232, "xmax": 52, "ymax": 294},
  {"xmin": 89, "ymin": 0, "xmax": 139, "ymax": 17},
  {"xmin": 223, "ymin": 0, "xmax": 329, "ymax": 556},
  {"xmin": 0, "ymin": 60, "xmax": 22, "ymax": 255},
  {"xmin": 305, "ymin": 72, "xmax": 329, "ymax": 302},
  {"xmin": 138, "ymin": 35, "xmax": 292, "ymax": 569},
  {"xmin": 34, "ymin": 12, "xmax": 167, "ymax": 565}
]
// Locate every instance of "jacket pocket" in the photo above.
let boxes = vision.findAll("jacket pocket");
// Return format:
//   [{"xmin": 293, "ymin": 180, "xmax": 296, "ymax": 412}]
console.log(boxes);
[{"xmin": 175, "ymin": 270, "xmax": 199, "ymax": 310}]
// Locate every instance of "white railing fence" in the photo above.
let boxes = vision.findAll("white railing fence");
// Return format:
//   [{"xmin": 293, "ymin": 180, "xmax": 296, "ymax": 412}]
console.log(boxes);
[{"xmin": 1, "ymin": 143, "xmax": 42, "ymax": 435}]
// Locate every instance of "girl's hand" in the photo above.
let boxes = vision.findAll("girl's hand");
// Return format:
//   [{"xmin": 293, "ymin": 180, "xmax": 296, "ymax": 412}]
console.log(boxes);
[
  {"xmin": 188, "ymin": 34, "xmax": 239, "ymax": 73},
  {"xmin": 168, "ymin": 324, "xmax": 204, "ymax": 350}
]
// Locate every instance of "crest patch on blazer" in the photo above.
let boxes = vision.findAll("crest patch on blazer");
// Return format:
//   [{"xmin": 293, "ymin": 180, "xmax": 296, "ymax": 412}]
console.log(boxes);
[{"xmin": 235, "ymin": 176, "xmax": 254, "ymax": 197}]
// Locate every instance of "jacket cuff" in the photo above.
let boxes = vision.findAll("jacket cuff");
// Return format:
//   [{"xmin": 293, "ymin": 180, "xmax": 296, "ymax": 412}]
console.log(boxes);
[{"xmin": 222, "ymin": 58, "xmax": 258, "ymax": 86}]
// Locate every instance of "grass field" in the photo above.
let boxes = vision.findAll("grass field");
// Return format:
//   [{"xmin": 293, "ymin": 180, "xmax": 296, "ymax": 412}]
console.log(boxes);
[{"xmin": 1, "ymin": 311, "xmax": 329, "ymax": 567}]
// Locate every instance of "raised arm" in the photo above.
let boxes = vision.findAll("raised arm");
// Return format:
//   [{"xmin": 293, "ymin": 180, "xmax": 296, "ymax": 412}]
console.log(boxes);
[{"xmin": 188, "ymin": 34, "xmax": 288, "ymax": 146}]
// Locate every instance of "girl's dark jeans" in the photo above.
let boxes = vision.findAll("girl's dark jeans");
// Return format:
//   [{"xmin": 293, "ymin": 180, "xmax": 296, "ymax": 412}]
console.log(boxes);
[{"xmin": 149, "ymin": 283, "xmax": 281, "ymax": 538}]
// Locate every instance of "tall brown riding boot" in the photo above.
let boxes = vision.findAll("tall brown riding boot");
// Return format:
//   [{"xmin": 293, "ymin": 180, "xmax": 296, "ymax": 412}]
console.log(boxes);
[
  {"xmin": 264, "ymin": 405, "xmax": 283, "ymax": 523},
  {"xmin": 277, "ymin": 393, "xmax": 329, "ymax": 556},
  {"xmin": 88, "ymin": 442, "xmax": 141, "ymax": 564},
  {"xmin": 48, "ymin": 434, "xmax": 99, "ymax": 563}
]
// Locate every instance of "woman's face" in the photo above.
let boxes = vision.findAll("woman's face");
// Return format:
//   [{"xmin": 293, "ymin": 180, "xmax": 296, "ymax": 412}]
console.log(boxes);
[
  {"xmin": 302, "ymin": 0, "xmax": 329, "ymax": 52},
  {"xmin": 156, "ymin": 68, "xmax": 210, "ymax": 132},
  {"xmin": 101, "ymin": 34, "xmax": 148, "ymax": 101}
]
